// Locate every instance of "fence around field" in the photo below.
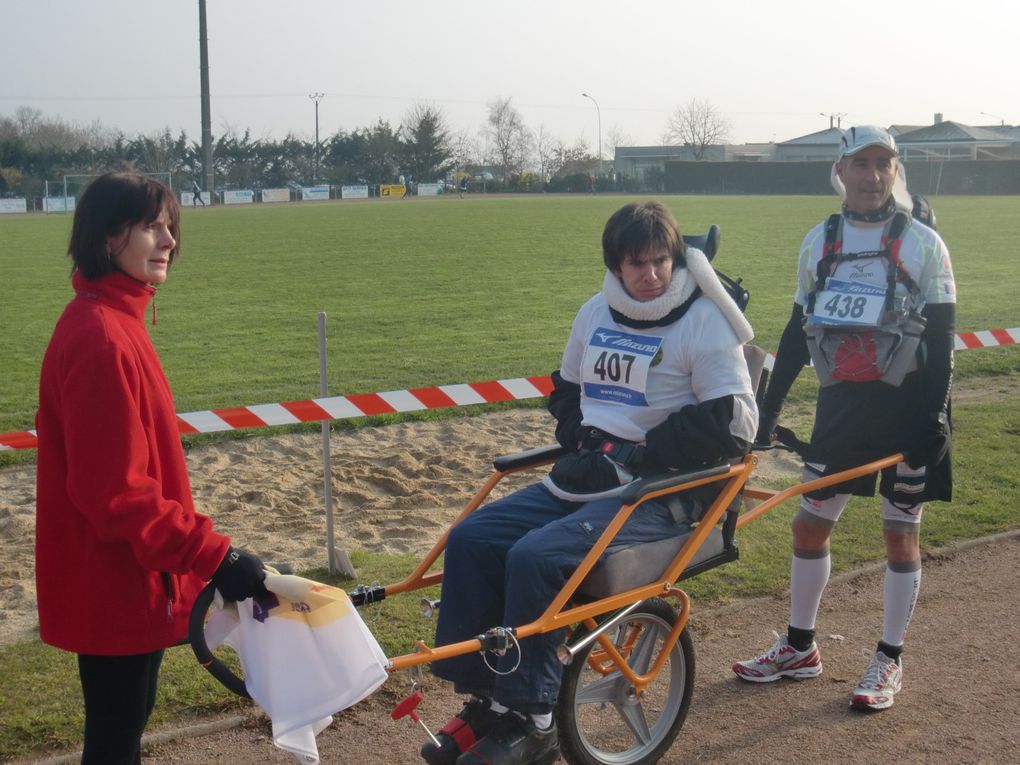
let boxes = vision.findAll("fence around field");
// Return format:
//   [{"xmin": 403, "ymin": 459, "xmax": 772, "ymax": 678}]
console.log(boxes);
[{"xmin": 2, "ymin": 327, "xmax": 1017, "ymax": 452}]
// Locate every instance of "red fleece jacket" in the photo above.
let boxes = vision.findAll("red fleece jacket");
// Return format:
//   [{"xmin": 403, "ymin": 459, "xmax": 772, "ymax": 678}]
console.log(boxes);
[{"xmin": 35, "ymin": 271, "xmax": 230, "ymax": 655}]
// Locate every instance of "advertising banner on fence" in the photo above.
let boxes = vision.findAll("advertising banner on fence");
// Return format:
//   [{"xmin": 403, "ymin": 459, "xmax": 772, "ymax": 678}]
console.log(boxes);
[
  {"xmin": 0, "ymin": 198, "xmax": 27, "ymax": 214},
  {"xmin": 181, "ymin": 192, "xmax": 212, "ymax": 206},
  {"xmin": 223, "ymin": 190, "xmax": 255, "ymax": 205},
  {"xmin": 341, "ymin": 185, "xmax": 369, "ymax": 199},
  {"xmin": 43, "ymin": 197, "xmax": 75, "ymax": 212},
  {"xmin": 262, "ymin": 188, "xmax": 290, "ymax": 203},
  {"xmin": 417, "ymin": 183, "xmax": 442, "ymax": 196},
  {"xmin": 379, "ymin": 184, "xmax": 405, "ymax": 198},
  {"xmin": 301, "ymin": 186, "xmax": 330, "ymax": 201}
]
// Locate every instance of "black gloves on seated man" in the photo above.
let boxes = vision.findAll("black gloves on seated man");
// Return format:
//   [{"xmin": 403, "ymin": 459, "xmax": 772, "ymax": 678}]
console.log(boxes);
[
  {"xmin": 906, "ymin": 412, "xmax": 951, "ymax": 469},
  {"xmin": 211, "ymin": 546, "xmax": 269, "ymax": 602},
  {"xmin": 548, "ymin": 437, "xmax": 649, "ymax": 494}
]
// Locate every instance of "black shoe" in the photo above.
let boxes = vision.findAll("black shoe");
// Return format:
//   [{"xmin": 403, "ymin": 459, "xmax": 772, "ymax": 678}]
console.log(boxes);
[
  {"xmin": 455, "ymin": 712, "xmax": 559, "ymax": 765},
  {"xmin": 421, "ymin": 697, "xmax": 502, "ymax": 765}
]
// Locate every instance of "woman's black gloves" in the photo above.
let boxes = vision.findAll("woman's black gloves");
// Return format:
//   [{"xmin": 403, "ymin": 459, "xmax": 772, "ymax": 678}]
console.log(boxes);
[{"xmin": 211, "ymin": 546, "xmax": 269, "ymax": 602}]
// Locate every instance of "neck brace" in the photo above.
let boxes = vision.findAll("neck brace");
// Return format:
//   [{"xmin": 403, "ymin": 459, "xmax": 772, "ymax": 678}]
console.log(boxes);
[{"xmin": 602, "ymin": 247, "xmax": 753, "ymax": 344}]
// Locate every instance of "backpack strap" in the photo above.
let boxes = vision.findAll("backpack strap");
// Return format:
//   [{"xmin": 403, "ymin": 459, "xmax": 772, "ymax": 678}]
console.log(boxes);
[
  {"xmin": 881, "ymin": 211, "xmax": 921, "ymax": 307},
  {"xmin": 808, "ymin": 211, "xmax": 920, "ymax": 315},
  {"xmin": 807, "ymin": 214, "xmax": 843, "ymax": 314}
]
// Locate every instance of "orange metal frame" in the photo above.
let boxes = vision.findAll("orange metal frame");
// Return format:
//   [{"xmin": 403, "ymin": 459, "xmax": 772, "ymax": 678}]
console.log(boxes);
[{"xmin": 379, "ymin": 449, "xmax": 904, "ymax": 681}]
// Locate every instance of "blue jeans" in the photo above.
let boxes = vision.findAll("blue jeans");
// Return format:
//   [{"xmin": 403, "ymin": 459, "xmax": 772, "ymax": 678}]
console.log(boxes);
[{"xmin": 430, "ymin": 482, "xmax": 682, "ymax": 712}]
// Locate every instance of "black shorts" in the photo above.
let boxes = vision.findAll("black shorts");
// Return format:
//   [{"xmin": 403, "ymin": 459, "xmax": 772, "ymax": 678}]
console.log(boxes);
[{"xmin": 805, "ymin": 375, "xmax": 952, "ymax": 502}]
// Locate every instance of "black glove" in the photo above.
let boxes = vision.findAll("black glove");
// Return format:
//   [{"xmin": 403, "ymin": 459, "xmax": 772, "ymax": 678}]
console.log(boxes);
[
  {"xmin": 548, "ymin": 448, "xmax": 639, "ymax": 495},
  {"xmin": 211, "ymin": 546, "xmax": 269, "ymax": 602},
  {"xmin": 906, "ymin": 412, "xmax": 951, "ymax": 469},
  {"xmin": 755, "ymin": 409, "xmax": 781, "ymax": 447}
]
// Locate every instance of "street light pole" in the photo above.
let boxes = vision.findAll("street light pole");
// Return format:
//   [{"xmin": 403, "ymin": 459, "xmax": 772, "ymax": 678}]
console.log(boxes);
[
  {"xmin": 581, "ymin": 92, "xmax": 602, "ymax": 168},
  {"xmin": 309, "ymin": 92, "xmax": 324, "ymax": 183}
]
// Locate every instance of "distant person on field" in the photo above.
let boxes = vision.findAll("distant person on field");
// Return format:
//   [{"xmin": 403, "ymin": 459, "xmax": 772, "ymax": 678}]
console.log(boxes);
[
  {"xmin": 403, "ymin": 174, "xmax": 413, "ymax": 199},
  {"xmin": 459, "ymin": 175, "xmax": 469, "ymax": 198},
  {"xmin": 190, "ymin": 179, "xmax": 205, "ymax": 207},
  {"xmin": 423, "ymin": 201, "xmax": 757, "ymax": 765},
  {"xmin": 35, "ymin": 172, "xmax": 268, "ymax": 764},
  {"xmin": 732, "ymin": 125, "xmax": 956, "ymax": 711}
]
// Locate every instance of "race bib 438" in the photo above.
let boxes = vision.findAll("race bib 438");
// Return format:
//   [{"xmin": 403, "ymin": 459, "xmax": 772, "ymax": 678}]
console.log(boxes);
[
  {"xmin": 810, "ymin": 279, "xmax": 886, "ymax": 327},
  {"xmin": 581, "ymin": 328, "xmax": 662, "ymax": 406}
]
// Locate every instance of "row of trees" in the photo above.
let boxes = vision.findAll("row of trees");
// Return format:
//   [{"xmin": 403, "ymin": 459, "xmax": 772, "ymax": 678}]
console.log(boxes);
[{"xmin": 0, "ymin": 98, "xmax": 730, "ymax": 198}]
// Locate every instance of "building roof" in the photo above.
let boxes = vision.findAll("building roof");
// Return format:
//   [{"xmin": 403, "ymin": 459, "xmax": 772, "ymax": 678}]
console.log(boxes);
[
  {"xmin": 896, "ymin": 121, "xmax": 1013, "ymax": 143},
  {"xmin": 615, "ymin": 146, "xmax": 690, "ymax": 158},
  {"xmin": 777, "ymin": 127, "xmax": 843, "ymax": 146}
]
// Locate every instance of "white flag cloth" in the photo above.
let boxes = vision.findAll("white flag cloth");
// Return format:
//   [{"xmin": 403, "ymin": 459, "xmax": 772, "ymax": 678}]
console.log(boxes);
[{"xmin": 205, "ymin": 574, "xmax": 389, "ymax": 764}]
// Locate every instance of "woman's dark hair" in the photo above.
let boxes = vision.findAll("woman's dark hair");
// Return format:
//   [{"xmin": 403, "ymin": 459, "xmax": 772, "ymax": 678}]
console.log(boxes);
[
  {"xmin": 68, "ymin": 172, "xmax": 181, "ymax": 279},
  {"xmin": 601, "ymin": 201, "xmax": 685, "ymax": 272}
]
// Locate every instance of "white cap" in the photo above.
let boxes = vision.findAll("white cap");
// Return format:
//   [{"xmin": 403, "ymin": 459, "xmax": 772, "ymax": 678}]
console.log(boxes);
[
  {"xmin": 838, "ymin": 125, "xmax": 898, "ymax": 158},
  {"xmin": 831, "ymin": 125, "xmax": 911, "ymax": 210}
]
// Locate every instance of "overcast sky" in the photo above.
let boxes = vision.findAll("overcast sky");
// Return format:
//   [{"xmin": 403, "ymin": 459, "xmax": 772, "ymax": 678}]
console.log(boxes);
[{"xmin": 3, "ymin": 0, "xmax": 1016, "ymax": 154}]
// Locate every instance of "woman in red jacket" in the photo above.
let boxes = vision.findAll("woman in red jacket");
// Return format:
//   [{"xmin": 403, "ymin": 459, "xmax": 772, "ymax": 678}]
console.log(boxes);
[{"xmin": 35, "ymin": 172, "xmax": 267, "ymax": 765}]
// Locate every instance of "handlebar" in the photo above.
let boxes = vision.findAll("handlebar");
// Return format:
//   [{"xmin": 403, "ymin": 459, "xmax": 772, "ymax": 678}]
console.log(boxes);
[{"xmin": 188, "ymin": 582, "xmax": 251, "ymax": 698}]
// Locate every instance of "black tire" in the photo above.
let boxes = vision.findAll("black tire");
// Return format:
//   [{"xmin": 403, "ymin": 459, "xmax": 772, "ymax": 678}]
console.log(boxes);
[{"xmin": 556, "ymin": 598, "xmax": 695, "ymax": 765}]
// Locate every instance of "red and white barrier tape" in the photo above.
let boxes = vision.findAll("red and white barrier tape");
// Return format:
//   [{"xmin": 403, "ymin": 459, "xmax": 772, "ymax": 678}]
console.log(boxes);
[{"xmin": 3, "ymin": 328, "xmax": 1017, "ymax": 451}]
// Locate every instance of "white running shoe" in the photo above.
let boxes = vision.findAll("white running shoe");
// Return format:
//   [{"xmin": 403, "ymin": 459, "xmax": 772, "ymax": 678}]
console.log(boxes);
[
  {"xmin": 850, "ymin": 650, "xmax": 902, "ymax": 710},
  {"xmin": 732, "ymin": 631, "xmax": 823, "ymax": 682}
]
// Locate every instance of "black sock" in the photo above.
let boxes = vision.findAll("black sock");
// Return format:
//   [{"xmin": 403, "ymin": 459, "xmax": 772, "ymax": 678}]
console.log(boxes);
[
  {"xmin": 787, "ymin": 626, "xmax": 816, "ymax": 652},
  {"xmin": 878, "ymin": 641, "xmax": 903, "ymax": 663}
]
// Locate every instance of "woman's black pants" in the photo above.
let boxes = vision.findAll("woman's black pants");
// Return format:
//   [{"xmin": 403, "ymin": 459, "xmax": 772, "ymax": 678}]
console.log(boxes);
[{"xmin": 77, "ymin": 649, "xmax": 164, "ymax": 765}]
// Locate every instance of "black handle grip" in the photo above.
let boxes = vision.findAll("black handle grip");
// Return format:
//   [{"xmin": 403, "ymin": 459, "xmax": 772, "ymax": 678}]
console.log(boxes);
[{"xmin": 188, "ymin": 582, "xmax": 251, "ymax": 698}]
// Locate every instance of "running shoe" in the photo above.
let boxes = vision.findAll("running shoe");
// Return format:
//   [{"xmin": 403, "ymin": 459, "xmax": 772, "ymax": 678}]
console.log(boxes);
[
  {"xmin": 420, "ymin": 696, "xmax": 502, "ymax": 765},
  {"xmin": 456, "ymin": 711, "xmax": 559, "ymax": 765},
  {"xmin": 732, "ymin": 631, "xmax": 823, "ymax": 682},
  {"xmin": 850, "ymin": 651, "xmax": 902, "ymax": 711}
]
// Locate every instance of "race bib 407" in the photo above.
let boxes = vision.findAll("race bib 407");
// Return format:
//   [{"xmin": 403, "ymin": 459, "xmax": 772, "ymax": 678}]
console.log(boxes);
[{"xmin": 580, "ymin": 328, "xmax": 662, "ymax": 406}]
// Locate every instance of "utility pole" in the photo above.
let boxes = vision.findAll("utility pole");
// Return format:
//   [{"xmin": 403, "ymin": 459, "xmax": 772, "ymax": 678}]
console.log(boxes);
[
  {"xmin": 198, "ymin": 0, "xmax": 213, "ymax": 195},
  {"xmin": 819, "ymin": 112, "xmax": 846, "ymax": 129},
  {"xmin": 309, "ymin": 93, "xmax": 324, "ymax": 183}
]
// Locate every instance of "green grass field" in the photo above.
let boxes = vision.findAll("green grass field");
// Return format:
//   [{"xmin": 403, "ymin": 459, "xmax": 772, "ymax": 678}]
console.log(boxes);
[
  {"xmin": 1, "ymin": 194, "xmax": 1019, "ymax": 759},
  {"xmin": 2, "ymin": 195, "xmax": 1018, "ymax": 448}
]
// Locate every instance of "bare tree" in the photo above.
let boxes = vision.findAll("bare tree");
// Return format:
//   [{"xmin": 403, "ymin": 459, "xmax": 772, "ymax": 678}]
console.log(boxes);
[
  {"xmin": 605, "ymin": 124, "xmax": 635, "ymax": 158},
  {"xmin": 663, "ymin": 99, "xmax": 731, "ymax": 160},
  {"xmin": 485, "ymin": 97, "xmax": 531, "ymax": 183},
  {"xmin": 448, "ymin": 129, "xmax": 481, "ymax": 171},
  {"xmin": 534, "ymin": 125, "xmax": 560, "ymax": 180}
]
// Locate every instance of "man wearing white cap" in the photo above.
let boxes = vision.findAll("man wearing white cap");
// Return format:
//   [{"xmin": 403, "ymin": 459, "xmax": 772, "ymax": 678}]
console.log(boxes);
[{"xmin": 732, "ymin": 125, "xmax": 956, "ymax": 710}]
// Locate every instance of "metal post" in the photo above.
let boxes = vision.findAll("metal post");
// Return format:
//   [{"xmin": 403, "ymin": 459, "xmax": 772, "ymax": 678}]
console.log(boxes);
[
  {"xmin": 309, "ymin": 93, "xmax": 324, "ymax": 183},
  {"xmin": 582, "ymin": 92, "xmax": 602, "ymax": 168},
  {"xmin": 317, "ymin": 312, "xmax": 337, "ymax": 573},
  {"xmin": 198, "ymin": 0, "xmax": 214, "ymax": 195},
  {"xmin": 317, "ymin": 313, "xmax": 356, "ymax": 578}
]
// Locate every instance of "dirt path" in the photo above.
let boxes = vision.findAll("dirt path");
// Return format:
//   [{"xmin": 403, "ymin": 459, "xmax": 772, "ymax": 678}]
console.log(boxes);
[{"xmin": 24, "ymin": 532, "xmax": 1015, "ymax": 765}]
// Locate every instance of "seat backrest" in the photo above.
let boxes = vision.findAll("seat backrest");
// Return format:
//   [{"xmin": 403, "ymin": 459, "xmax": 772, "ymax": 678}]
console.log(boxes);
[
  {"xmin": 743, "ymin": 344, "xmax": 768, "ymax": 399},
  {"xmin": 681, "ymin": 224, "xmax": 719, "ymax": 260}
]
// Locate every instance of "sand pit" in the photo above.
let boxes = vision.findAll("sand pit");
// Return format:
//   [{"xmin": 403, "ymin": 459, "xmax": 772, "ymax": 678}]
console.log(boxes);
[{"xmin": 0, "ymin": 407, "xmax": 806, "ymax": 647}]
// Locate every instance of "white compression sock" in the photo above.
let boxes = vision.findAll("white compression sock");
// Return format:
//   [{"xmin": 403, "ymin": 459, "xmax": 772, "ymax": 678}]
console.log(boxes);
[
  {"xmin": 789, "ymin": 553, "xmax": 831, "ymax": 630},
  {"xmin": 882, "ymin": 564, "xmax": 922, "ymax": 646},
  {"xmin": 489, "ymin": 700, "xmax": 510, "ymax": 715}
]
